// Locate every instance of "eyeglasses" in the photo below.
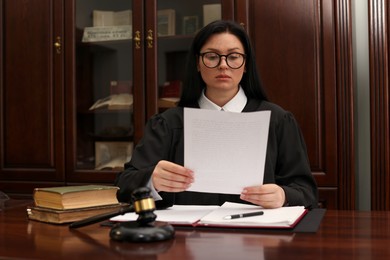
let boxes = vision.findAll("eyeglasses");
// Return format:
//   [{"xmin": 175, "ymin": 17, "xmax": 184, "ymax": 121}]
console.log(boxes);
[{"xmin": 199, "ymin": 52, "xmax": 246, "ymax": 69}]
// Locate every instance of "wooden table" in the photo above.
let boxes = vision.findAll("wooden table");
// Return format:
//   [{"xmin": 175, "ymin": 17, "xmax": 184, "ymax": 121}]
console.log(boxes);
[{"xmin": 1, "ymin": 199, "xmax": 390, "ymax": 259}]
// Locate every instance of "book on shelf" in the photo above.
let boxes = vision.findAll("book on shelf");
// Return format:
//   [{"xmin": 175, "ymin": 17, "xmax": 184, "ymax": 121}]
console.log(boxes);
[
  {"xmin": 27, "ymin": 203, "xmax": 127, "ymax": 224},
  {"xmin": 89, "ymin": 93, "xmax": 133, "ymax": 111},
  {"xmin": 157, "ymin": 9, "xmax": 176, "ymax": 36},
  {"xmin": 93, "ymin": 10, "xmax": 132, "ymax": 27},
  {"xmin": 33, "ymin": 185, "xmax": 119, "ymax": 210},
  {"xmin": 110, "ymin": 202, "xmax": 308, "ymax": 229},
  {"xmin": 95, "ymin": 156, "xmax": 128, "ymax": 170},
  {"xmin": 203, "ymin": 4, "xmax": 222, "ymax": 26}
]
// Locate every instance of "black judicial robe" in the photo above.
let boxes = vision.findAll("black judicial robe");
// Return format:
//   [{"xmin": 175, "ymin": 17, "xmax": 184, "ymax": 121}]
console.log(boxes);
[{"xmin": 115, "ymin": 99, "xmax": 318, "ymax": 209}]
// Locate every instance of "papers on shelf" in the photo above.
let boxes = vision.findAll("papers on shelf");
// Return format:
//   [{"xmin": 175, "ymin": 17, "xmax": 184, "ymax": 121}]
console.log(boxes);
[
  {"xmin": 82, "ymin": 9, "xmax": 133, "ymax": 42},
  {"xmin": 95, "ymin": 142, "xmax": 133, "ymax": 170},
  {"xmin": 158, "ymin": 97, "xmax": 179, "ymax": 108},
  {"xmin": 89, "ymin": 94, "xmax": 133, "ymax": 111},
  {"xmin": 110, "ymin": 202, "xmax": 307, "ymax": 229},
  {"xmin": 82, "ymin": 25, "xmax": 132, "ymax": 42}
]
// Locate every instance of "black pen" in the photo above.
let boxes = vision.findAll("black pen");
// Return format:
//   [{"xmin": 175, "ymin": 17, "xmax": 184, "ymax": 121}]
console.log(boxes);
[{"xmin": 223, "ymin": 211, "xmax": 264, "ymax": 220}]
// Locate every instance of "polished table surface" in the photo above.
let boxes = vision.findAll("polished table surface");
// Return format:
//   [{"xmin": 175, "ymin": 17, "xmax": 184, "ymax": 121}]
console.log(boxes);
[{"xmin": 1, "ymin": 200, "xmax": 390, "ymax": 260}]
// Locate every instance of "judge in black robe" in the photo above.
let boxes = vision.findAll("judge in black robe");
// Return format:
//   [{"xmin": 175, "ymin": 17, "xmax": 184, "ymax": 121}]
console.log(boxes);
[{"xmin": 114, "ymin": 20, "xmax": 318, "ymax": 209}]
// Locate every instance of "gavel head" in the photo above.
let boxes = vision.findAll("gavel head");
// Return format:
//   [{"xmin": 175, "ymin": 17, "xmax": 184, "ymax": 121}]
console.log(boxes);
[{"xmin": 131, "ymin": 187, "xmax": 157, "ymax": 225}]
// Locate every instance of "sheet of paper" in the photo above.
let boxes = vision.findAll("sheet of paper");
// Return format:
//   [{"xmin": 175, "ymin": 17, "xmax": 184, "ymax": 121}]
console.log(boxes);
[
  {"xmin": 198, "ymin": 202, "xmax": 306, "ymax": 227},
  {"xmin": 110, "ymin": 205, "xmax": 219, "ymax": 225},
  {"xmin": 184, "ymin": 108, "xmax": 271, "ymax": 194},
  {"xmin": 110, "ymin": 202, "xmax": 306, "ymax": 228}
]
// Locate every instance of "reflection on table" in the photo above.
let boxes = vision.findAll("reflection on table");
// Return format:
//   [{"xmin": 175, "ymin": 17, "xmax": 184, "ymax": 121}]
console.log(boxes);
[{"xmin": 1, "ymin": 200, "xmax": 390, "ymax": 259}]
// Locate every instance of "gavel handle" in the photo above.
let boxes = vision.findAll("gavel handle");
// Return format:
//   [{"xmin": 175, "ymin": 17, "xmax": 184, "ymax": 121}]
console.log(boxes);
[{"xmin": 69, "ymin": 205, "xmax": 134, "ymax": 229}]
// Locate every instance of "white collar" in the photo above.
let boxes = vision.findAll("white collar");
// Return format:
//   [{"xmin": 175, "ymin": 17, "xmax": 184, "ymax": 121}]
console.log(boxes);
[{"xmin": 198, "ymin": 86, "xmax": 247, "ymax": 112}]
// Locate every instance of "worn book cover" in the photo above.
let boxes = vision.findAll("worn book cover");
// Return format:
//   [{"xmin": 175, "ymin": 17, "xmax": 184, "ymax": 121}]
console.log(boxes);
[
  {"xmin": 27, "ymin": 203, "xmax": 128, "ymax": 224},
  {"xmin": 33, "ymin": 185, "xmax": 119, "ymax": 210}
]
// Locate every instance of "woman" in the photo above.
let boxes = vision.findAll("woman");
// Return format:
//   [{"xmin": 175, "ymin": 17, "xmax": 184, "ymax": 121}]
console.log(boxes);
[{"xmin": 115, "ymin": 20, "xmax": 318, "ymax": 209}]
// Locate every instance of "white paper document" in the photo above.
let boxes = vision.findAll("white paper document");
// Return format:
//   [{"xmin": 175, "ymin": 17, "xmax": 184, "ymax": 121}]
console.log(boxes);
[
  {"xmin": 198, "ymin": 202, "xmax": 306, "ymax": 227},
  {"xmin": 184, "ymin": 108, "xmax": 271, "ymax": 194},
  {"xmin": 110, "ymin": 205, "xmax": 219, "ymax": 225},
  {"xmin": 110, "ymin": 202, "xmax": 306, "ymax": 228}
]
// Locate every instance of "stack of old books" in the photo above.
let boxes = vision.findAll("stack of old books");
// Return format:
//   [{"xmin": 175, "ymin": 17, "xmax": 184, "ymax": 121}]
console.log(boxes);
[{"xmin": 27, "ymin": 185, "xmax": 125, "ymax": 224}]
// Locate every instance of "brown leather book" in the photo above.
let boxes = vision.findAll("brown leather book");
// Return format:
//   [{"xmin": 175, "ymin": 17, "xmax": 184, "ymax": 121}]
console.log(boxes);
[
  {"xmin": 33, "ymin": 185, "xmax": 119, "ymax": 210},
  {"xmin": 27, "ymin": 203, "xmax": 128, "ymax": 224}
]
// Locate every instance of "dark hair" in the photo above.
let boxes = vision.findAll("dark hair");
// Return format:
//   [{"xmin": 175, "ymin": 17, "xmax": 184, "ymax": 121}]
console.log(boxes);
[{"xmin": 178, "ymin": 20, "xmax": 268, "ymax": 107}]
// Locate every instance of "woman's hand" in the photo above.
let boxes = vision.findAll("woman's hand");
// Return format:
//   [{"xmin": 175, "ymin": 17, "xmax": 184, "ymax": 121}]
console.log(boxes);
[
  {"xmin": 152, "ymin": 160, "xmax": 194, "ymax": 192},
  {"xmin": 240, "ymin": 184, "xmax": 286, "ymax": 208}
]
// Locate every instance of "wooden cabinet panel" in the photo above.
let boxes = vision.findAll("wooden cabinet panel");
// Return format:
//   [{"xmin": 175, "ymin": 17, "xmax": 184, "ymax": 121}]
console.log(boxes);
[
  {"xmin": 244, "ymin": 0, "xmax": 354, "ymax": 209},
  {"xmin": 368, "ymin": 0, "xmax": 390, "ymax": 210},
  {"xmin": 0, "ymin": 0, "xmax": 65, "ymax": 189},
  {"xmin": 1, "ymin": 0, "xmax": 355, "ymax": 208},
  {"xmin": 248, "ymin": 0, "xmax": 323, "ymax": 170},
  {"xmin": 318, "ymin": 188, "xmax": 338, "ymax": 209}
]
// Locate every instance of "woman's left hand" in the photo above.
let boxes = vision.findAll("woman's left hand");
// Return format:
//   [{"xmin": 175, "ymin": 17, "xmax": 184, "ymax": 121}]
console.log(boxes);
[{"xmin": 240, "ymin": 184, "xmax": 286, "ymax": 208}]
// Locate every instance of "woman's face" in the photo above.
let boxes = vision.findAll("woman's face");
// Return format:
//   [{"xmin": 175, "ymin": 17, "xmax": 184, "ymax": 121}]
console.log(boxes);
[{"xmin": 198, "ymin": 32, "xmax": 246, "ymax": 102}]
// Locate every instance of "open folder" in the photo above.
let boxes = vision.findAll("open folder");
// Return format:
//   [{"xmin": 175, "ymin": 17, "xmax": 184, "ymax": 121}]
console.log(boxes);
[{"xmin": 110, "ymin": 202, "xmax": 307, "ymax": 229}]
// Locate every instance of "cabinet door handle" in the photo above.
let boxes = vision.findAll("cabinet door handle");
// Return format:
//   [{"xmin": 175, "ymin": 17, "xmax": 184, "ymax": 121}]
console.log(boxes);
[
  {"xmin": 134, "ymin": 31, "xmax": 141, "ymax": 49},
  {"xmin": 146, "ymin": 29, "xmax": 153, "ymax": 48},
  {"xmin": 54, "ymin": 36, "xmax": 61, "ymax": 54}
]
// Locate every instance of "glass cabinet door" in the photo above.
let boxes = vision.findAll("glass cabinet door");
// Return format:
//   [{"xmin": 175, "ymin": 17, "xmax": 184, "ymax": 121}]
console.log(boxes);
[
  {"xmin": 65, "ymin": 0, "xmax": 230, "ymax": 182},
  {"xmin": 145, "ymin": 0, "xmax": 224, "ymax": 118},
  {"xmin": 73, "ymin": 0, "xmax": 134, "ymax": 172}
]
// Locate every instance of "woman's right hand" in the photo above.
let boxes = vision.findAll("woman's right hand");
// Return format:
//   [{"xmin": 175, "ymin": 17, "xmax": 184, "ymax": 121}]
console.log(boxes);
[{"xmin": 151, "ymin": 160, "xmax": 194, "ymax": 192}]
